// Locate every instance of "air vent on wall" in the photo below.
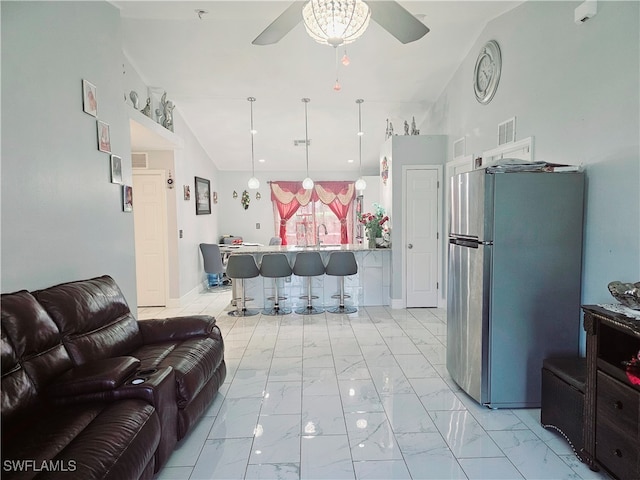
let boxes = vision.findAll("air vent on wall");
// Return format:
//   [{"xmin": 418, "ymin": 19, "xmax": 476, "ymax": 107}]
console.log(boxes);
[
  {"xmin": 132, "ymin": 152, "xmax": 148, "ymax": 169},
  {"xmin": 453, "ymin": 137, "xmax": 465, "ymax": 159},
  {"xmin": 498, "ymin": 117, "xmax": 516, "ymax": 145},
  {"xmin": 293, "ymin": 139, "xmax": 311, "ymax": 147}
]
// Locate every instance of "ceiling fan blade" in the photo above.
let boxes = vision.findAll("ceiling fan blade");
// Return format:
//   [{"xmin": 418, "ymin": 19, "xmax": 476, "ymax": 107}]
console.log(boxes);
[
  {"xmin": 368, "ymin": 1, "xmax": 430, "ymax": 44},
  {"xmin": 252, "ymin": 1, "xmax": 306, "ymax": 45}
]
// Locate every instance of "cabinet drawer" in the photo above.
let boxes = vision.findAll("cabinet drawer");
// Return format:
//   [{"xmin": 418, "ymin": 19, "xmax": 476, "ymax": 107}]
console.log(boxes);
[
  {"xmin": 596, "ymin": 371, "xmax": 639, "ymax": 438},
  {"xmin": 595, "ymin": 422, "xmax": 638, "ymax": 480}
]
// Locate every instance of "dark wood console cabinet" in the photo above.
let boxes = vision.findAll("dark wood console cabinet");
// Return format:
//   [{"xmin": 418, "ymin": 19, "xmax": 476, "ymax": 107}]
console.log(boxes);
[{"xmin": 582, "ymin": 305, "xmax": 640, "ymax": 480}]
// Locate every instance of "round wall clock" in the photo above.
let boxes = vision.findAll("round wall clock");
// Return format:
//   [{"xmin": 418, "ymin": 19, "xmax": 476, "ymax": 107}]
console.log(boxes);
[{"xmin": 473, "ymin": 40, "xmax": 501, "ymax": 104}]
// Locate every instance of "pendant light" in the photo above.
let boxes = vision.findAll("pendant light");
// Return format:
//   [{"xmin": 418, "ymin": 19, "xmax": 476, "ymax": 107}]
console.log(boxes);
[
  {"xmin": 301, "ymin": 98, "xmax": 314, "ymax": 190},
  {"xmin": 247, "ymin": 97, "xmax": 260, "ymax": 190},
  {"xmin": 354, "ymin": 98, "xmax": 367, "ymax": 191}
]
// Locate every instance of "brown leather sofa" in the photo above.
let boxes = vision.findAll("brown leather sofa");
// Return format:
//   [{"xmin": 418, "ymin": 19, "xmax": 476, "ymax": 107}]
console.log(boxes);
[{"xmin": 1, "ymin": 275, "xmax": 226, "ymax": 480}]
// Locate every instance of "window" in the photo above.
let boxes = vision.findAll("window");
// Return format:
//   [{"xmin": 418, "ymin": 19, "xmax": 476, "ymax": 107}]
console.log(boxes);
[{"xmin": 270, "ymin": 181, "xmax": 355, "ymax": 245}]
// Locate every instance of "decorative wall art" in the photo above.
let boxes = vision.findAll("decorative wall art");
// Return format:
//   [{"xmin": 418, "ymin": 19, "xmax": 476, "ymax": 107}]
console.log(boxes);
[
  {"xmin": 97, "ymin": 120, "xmax": 111, "ymax": 153},
  {"xmin": 241, "ymin": 190, "xmax": 250, "ymax": 210},
  {"xmin": 195, "ymin": 176, "xmax": 211, "ymax": 215},
  {"xmin": 213, "ymin": 191, "xmax": 218, "ymax": 204},
  {"xmin": 184, "ymin": 185, "xmax": 191, "ymax": 201},
  {"xmin": 122, "ymin": 185, "xmax": 133, "ymax": 212},
  {"xmin": 82, "ymin": 79, "xmax": 97, "ymax": 117},
  {"xmin": 110, "ymin": 155, "xmax": 122, "ymax": 184},
  {"xmin": 381, "ymin": 156, "xmax": 389, "ymax": 186}
]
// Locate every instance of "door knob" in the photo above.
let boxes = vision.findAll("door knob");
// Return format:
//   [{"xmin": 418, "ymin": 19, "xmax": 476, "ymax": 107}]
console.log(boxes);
[{"xmin": 408, "ymin": 244, "xmax": 413, "ymax": 249}]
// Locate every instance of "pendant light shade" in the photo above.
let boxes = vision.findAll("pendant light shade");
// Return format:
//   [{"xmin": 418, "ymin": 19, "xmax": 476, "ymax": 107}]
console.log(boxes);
[
  {"xmin": 355, "ymin": 98, "xmax": 366, "ymax": 191},
  {"xmin": 302, "ymin": 0, "xmax": 371, "ymax": 47},
  {"xmin": 247, "ymin": 97, "xmax": 260, "ymax": 190},
  {"xmin": 302, "ymin": 98, "xmax": 314, "ymax": 190}
]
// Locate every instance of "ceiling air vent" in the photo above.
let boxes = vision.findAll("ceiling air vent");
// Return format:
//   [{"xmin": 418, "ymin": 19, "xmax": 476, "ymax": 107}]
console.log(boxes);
[
  {"xmin": 132, "ymin": 152, "xmax": 148, "ymax": 169},
  {"xmin": 498, "ymin": 117, "xmax": 516, "ymax": 146},
  {"xmin": 293, "ymin": 139, "xmax": 311, "ymax": 147}
]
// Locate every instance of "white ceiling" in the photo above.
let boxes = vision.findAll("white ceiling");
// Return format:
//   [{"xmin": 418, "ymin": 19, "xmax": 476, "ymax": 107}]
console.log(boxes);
[{"xmin": 116, "ymin": 1, "xmax": 522, "ymax": 175}]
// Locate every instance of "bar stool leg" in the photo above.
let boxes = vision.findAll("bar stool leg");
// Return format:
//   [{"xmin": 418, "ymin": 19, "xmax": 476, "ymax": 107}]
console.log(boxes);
[
  {"xmin": 263, "ymin": 277, "xmax": 291, "ymax": 316},
  {"xmin": 295, "ymin": 277, "xmax": 324, "ymax": 315},
  {"xmin": 328, "ymin": 276, "xmax": 357, "ymax": 314},
  {"xmin": 229, "ymin": 278, "xmax": 259, "ymax": 317}
]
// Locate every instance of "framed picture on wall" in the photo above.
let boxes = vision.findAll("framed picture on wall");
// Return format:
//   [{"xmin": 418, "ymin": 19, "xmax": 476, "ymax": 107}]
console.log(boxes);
[
  {"xmin": 122, "ymin": 185, "xmax": 133, "ymax": 212},
  {"xmin": 97, "ymin": 120, "xmax": 111, "ymax": 153},
  {"xmin": 82, "ymin": 79, "xmax": 97, "ymax": 117},
  {"xmin": 195, "ymin": 176, "xmax": 211, "ymax": 215},
  {"xmin": 110, "ymin": 155, "xmax": 122, "ymax": 184}
]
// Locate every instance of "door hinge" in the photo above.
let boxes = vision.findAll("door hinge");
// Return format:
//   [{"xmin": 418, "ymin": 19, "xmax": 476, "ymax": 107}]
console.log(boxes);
[
  {"xmin": 437, "ymin": 180, "xmax": 440, "ymax": 188},
  {"xmin": 437, "ymin": 232, "xmax": 439, "ymax": 240},
  {"xmin": 437, "ymin": 282, "xmax": 439, "ymax": 289}
]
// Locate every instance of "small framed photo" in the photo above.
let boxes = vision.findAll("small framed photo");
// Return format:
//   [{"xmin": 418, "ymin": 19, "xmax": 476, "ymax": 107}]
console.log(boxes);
[
  {"xmin": 122, "ymin": 185, "xmax": 133, "ymax": 212},
  {"xmin": 110, "ymin": 155, "xmax": 123, "ymax": 184},
  {"xmin": 97, "ymin": 120, "xmax": 111, "ymax": 153},
  {"xmin": 82, "ymin": 79, "xmax": 97, "ymax": 117},
  {"xmin": 195, "ymin": 176, "xmax": 211, "ymax": 215},
  {"xmin": 183, "ymin": 185, "xmax": 191, "ymax": 200}
]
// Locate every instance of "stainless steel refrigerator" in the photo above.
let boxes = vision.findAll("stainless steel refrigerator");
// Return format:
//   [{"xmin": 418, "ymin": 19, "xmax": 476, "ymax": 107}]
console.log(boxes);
[{"xmin": 447, "ymin": 169, "xmax": 585, "ymax": 408}]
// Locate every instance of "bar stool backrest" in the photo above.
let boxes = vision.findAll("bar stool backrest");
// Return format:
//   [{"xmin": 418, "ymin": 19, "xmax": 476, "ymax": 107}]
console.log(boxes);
[
  {"xmin": 226, "ymin": 254, "xmax": 260, "ymax": 279},
  {"xmin": 293, "ymin": 252, "xmax": 325, "ymax": 277},
  {"xmin": 325, "ymin": 251, "xmax": 358, "ymax": 276},
  {"xmin": 260, "ymin": 254, "xmax": 292, "ymax": 278}
]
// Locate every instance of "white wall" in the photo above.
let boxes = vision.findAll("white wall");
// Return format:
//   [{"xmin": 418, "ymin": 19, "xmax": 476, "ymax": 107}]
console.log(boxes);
[
  {"xmin": 1, "ymin": 1, "xmax": 138, "ymax": 304},
  {"xmin": 422, "ymin": 2, "xmax": 639, "ymax": 311}
]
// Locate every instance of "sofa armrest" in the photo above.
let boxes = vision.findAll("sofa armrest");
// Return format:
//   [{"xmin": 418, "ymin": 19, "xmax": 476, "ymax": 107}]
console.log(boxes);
[
  {"xmin": 47, "ymin": 356, "xmax": 140, "ymax": 398},
  {"xmin": 137, "ymin": 315, "xmax": 217, "ymax": 344}
]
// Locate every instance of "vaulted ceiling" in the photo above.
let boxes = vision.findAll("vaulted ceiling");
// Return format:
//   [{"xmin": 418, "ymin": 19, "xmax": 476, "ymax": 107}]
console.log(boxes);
[{"xmin": 116, "ymin": 1, "xmax": 522, "ymax": 174}]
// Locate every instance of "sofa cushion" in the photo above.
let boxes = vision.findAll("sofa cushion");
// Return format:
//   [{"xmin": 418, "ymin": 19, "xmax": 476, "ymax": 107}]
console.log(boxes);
[
  {"xmin": 34, "ymin": 276, "xmax": 142, "ymax": 365},
  {"xmin": 131, "ymin": 334, "xmax": 224, "ymax": 409},
  {"xmin": 1, "ymin": 290, "xmax": 73, "ymax": 430},
  {"xmin": 1, "ymin": 400, "xmax": 160, "ymax": 480}
]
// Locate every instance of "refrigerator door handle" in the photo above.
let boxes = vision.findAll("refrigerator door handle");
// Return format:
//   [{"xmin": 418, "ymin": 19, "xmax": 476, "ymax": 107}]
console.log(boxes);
[{"xmin": 450, "ymin": 238, "xmax": 480, "ymax": 248}]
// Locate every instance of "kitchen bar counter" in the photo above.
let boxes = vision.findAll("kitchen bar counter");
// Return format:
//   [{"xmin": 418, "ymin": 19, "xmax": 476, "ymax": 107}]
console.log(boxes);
[{"xmin": 222, "ymin": 244, "xmax": 390, "ymax": 307}]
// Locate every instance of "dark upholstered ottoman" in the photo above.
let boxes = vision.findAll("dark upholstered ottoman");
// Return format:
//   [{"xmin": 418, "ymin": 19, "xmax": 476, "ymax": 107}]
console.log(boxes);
[{"xmin": 541, "ymin": 357, "xmax": 587, "ymax": 460}]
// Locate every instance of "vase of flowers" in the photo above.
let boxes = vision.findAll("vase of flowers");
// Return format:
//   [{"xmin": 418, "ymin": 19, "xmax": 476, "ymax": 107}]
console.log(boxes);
[{"xmin": 358, "ymin": 203, "xmax": 389, "ymax": 248}]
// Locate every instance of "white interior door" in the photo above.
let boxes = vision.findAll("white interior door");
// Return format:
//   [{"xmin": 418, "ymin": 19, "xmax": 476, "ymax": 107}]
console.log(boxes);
[
  {"xmin": 405, "ymin": 167, "xmax": 439, "ymax": 307},
  {"xmin": 133, "ymin": 170, "xmax": 168, "ymax": 306}
]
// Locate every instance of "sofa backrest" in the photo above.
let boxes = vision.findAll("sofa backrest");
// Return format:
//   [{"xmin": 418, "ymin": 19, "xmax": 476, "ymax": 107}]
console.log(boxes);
[
  {"xmin": 34, "ymin": 276, "xmax": 143, "ymax": 365},
  {"xmin": 1, "ymin": 290, "xmax": 73, "ymax": 432}
]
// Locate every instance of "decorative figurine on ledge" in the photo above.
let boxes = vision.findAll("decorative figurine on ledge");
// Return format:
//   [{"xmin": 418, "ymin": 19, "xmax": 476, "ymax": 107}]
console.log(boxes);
[
  {"xmin": 141, "ymin": 98, "xmax": 151, "ymax": 118},
  {"xmin": 404, "ymin": 120, "xmax": 410, "ymax": 135},
  {"xmin": 129, "ymin": 91, "xmax": 140, "ymax": 109},
  {"xmin": 411, "ymin": 116, "xmax": 420, "ymax": 135}
]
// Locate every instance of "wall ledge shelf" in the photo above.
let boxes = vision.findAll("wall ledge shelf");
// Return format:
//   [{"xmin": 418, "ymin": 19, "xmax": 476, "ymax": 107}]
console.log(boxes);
[{"xmin": 128, "ymin": 105, "xmax": 184, "ymax": 150}]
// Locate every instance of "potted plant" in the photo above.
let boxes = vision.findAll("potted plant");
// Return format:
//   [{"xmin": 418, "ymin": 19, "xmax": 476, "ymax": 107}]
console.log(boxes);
[{"xmin": 358, "ymin": 203, "xmax": 389, "ymax": 248}]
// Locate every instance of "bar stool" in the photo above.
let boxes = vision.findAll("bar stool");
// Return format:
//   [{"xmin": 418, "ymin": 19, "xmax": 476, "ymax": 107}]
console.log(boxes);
[
  {"xmin": 226, "ymin": 254, "xmax": 260, "ymax": 317},
  {"xmin": 325, "ymin": 251, "xmax": 358, "ymax": 314},
  {"xmin": 260, "ymin": 253, "xmax": 292, "ymax": 315},
  {"xmin": 292, "ymin": 251, "xmax": 325, "ymax": 315}
]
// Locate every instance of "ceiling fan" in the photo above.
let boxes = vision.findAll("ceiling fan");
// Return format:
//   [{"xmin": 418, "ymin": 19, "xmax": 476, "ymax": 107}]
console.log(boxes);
[{"xmin": 252, "ymin": 1, "xmax": 430, "ymax": 46}]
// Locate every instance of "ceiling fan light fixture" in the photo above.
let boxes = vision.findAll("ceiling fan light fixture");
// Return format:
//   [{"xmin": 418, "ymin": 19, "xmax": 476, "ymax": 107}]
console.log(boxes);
[
  {"xmin": 302, "ymin": 0, "xmax": 371, "ymax": 47},
  {"xmin": 355, "ymin": 177, "xmax": 367, "ymax": 191}
]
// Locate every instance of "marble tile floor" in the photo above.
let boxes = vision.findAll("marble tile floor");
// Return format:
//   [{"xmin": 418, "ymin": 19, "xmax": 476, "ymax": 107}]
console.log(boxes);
[{"xmin": 139, "ymin": 289, "xmax": 610, "ymax": 480}]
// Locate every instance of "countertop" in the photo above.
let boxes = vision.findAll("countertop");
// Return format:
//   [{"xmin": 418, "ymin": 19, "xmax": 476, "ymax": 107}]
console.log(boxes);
[{"xmin": 219, "ymin": 243, "xmax": 389, "ymax": 254}]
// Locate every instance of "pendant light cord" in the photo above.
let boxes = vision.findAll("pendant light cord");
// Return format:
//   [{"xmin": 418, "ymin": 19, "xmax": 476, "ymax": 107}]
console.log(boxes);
[
  {"xmin": 357, "ymin": 99, "xmax": 363, "ymax": 178},
  {"xmin": 303, "ymin": 98, "xmax": 310, "ymax": 177},
  {"xmin": 249, "ymin": 97, "xmax": 256, "ymax": 177}
]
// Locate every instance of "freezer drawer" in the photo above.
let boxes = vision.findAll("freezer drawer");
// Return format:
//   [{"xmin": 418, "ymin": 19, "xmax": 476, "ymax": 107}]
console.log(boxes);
[{"xmin": 446, "ymin": 239, "xmax": 491, "ymax": 404}]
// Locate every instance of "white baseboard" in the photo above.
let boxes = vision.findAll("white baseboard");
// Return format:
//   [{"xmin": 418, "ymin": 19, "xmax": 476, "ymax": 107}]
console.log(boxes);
[
  {"xmin": 166, "ymin": 283, "xmax": 201, "ymax": 308},
  {"xmin": 390, "ymin": 298, "xmax": 406, "ymax": 309}
]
